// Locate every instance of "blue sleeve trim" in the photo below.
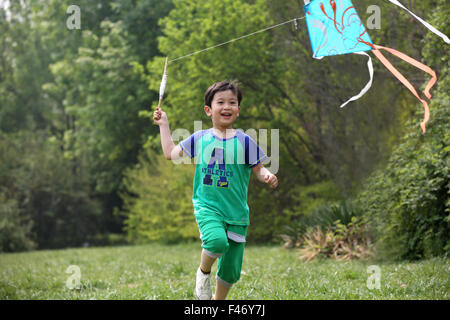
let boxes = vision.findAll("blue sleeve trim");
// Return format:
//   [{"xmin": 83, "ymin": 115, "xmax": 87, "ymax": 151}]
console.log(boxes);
[
  {"xmin": 179, "ymin": 143, "xmax": 192, "ymax": 158},
  {"xmin": 249, "ymin": 161, "xmax": 260, "ymax": 168},
  {"xmin": 190, "ymin": 134, "xmax": 195, "ymax": 158},
  {"xmin": 179, "ymin": 129, "xmax": 209, "ymax": 159},
  {"xmin": 244, "ymin": 136, "xmax": 249, "ymax": 165}
]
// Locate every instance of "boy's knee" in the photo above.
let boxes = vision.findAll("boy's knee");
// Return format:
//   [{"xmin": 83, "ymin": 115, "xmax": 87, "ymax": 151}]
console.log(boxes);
[{"xmin": 207, "ymin": 236, "xmax": 229, "ymax": 255}]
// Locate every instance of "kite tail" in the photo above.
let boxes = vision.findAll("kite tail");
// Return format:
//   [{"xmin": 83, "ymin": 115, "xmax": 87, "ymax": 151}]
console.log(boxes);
[
  {"xmin": 339, "ymin": 52, "xmax": 373, "ymax": 108},
  {"xmin": 371, "ymin": 44, "xmax": 437, "ymax": 133},
  {"xmin": 388, "ymin": 0, "xmax": 450, "ymax": 44}
]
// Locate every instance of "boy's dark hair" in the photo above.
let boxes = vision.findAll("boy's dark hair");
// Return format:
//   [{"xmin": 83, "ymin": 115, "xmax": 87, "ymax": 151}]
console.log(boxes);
[{"xmin": 204, "ymin": 81, "xmax": 242, "ymax": 107}]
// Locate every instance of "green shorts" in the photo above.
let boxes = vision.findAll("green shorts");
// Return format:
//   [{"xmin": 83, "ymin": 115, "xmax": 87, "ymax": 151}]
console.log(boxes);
[{"xmin": 194, "ymin": 208, "xmax": 248, "ymax": 288}]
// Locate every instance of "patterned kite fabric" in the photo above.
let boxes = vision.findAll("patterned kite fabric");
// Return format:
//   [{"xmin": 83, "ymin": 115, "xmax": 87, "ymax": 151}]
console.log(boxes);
[{"xmin": 304, "ymin": 0, "xmax": 373, "ymax": 58}]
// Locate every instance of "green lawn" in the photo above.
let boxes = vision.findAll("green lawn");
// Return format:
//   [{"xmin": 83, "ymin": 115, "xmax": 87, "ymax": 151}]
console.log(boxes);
[{"xmin": 0, "ymin": 243, "xmax": 448, "ymax": 300}]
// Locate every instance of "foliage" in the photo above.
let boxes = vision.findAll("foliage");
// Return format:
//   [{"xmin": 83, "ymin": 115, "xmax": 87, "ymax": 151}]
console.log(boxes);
[
  {"xmin": 111, "ymin": 0, "xmax": 174, "ymax": 63},
  {"xmin": 356, "ymin": 103, "xmax": 449, "ymax": 260},
  {"xmin": 0, "ymin": 1, "xmax": 173, "ymax": 250},
  {"xmin": 356, "ymin": 0, "xmax": 450, "ymax": 260},
  {"xmin": 0, "ymin": 0, "xmax": 448, "ymax": 255},
  {"xmin": 0, "ymin": 191, "xmax": 36, "ymax": 253},
  {"xmin": 280, "ymin": 200, "xmax": 363, "ymax": 248},
  {"xmin": 279, "ymin": 200, "xmax": 373, "ymax": 262},
  {"xmin": 121, "ymin": 148, "xmax": 198, "ymax": 244},
  {"xmin": 0, "ymin": 131, "xmax": 102, "ymax": 250},
  {"xmin": 308, "ymin": 200, "xmax": 363, "ymax": 231},
  {"xmin": 298, "ymin": 217, "xmax": 373, "ymax": 262},
  {"xmin": 45, "ymin": 20, "xmax": 154, "ymax": 196}
]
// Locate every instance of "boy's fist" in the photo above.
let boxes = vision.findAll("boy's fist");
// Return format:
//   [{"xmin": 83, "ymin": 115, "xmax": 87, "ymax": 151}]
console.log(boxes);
[
  {"xmin": 264, "ymin": 173, "xmax": 278, "ymax": 189},
  {"xmin": 153, "ymin": 107, "xmax": 168, "ymax": 125}
]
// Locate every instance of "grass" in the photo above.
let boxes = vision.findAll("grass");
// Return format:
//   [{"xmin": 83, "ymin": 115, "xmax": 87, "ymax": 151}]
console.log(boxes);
[{"xmin": 0, "ymin": 243, "xmax": 448, "ymax": 300}]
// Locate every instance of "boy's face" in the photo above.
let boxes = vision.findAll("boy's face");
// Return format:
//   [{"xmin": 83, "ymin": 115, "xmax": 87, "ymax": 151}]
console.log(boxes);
[{"xmin": 204, "ymin": 90, "xmax": 240, "ymax": 130}]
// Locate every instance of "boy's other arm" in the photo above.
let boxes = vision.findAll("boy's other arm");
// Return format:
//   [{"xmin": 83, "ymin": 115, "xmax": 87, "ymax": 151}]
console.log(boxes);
[
  {"xmin": 251, "ymin": 163, "xmax": 278, "ymax": 189},
  {"xmin": 153, "ymin": 107, "xmax": 184, "ymax": 160}
]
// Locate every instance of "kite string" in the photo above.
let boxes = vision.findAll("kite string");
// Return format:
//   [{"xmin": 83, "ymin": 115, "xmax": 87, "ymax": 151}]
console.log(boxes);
[{"xmin": 169, "ymin": 16, "xmax": 305, "ymax": 63}]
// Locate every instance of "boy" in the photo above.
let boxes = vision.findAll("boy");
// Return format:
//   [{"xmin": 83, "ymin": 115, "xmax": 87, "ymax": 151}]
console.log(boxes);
[{"xmin": 153, "ymin": 81, "xmax": 278, "ymax": 300}]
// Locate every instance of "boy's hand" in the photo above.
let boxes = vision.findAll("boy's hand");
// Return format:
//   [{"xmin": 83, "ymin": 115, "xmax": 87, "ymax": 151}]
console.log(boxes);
[
  {"xmin": 264, "ymin": 173, "xmax": 278, "ymax": 189},
  {"xmin": 153, "ymin": 107, "xmax": 168, "ymax": 126}
]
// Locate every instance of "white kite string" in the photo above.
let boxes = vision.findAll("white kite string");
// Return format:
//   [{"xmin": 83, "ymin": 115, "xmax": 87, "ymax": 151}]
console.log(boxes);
[
  {"xmin": 157, "ymin": 16, "xmax": 305, "ymax": 108},
  {"xmin": 169, "ymin": 16, "xmax": 305, "ymax": 63}
]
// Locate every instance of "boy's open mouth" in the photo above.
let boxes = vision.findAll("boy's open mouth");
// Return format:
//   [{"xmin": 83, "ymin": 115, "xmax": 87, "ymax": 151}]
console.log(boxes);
[{"xmin": 220, "ymin": 112, "xmax": 232, "ymax": 119}]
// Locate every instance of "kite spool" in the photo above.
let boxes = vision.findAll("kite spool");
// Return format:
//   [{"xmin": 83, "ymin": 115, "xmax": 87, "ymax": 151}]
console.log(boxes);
[{"xmin": 157, "ymin": 57, "xmax": 169, "ymax": 109}]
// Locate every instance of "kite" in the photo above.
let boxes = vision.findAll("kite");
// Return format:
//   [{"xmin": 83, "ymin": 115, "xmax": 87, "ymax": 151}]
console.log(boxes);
[{"xmin": 302, "ymin": 0, "xmax": 444, "ymax": 133}]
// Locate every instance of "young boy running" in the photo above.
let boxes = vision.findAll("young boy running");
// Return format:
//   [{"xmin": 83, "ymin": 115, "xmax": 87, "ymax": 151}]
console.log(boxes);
[{"xmin": 153, "ymin": 81, "xmax": 278, "ymax": 300}]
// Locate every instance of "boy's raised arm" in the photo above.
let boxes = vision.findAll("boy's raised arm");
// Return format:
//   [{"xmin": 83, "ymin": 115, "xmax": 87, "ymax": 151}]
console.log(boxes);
[{"xmin": 153, "ymin": 107, "xmax": 184, "ymax": 160}]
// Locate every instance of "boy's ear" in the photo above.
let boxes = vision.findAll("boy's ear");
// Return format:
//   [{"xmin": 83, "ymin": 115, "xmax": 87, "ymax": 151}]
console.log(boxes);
[
  {"xmin": 204, "ymin": 105, "xmax": 212, "ymax": 116},
  {"xmin": 237, "ymin": 106, "xmax": 240, "ymax": 117}
]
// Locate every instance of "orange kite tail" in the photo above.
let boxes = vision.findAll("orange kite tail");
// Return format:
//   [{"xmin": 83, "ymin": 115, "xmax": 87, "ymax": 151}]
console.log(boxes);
[{"xmin": 371, "ymin": 44, "xmax": 437, "ymax": 133}]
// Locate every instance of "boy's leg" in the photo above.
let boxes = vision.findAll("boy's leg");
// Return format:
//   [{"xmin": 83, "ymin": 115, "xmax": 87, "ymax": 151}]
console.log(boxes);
[
  {"xmin": 200, "ymin": 250, "xmax": 216, "ymax": 274},
  {"xmin": 214, "ymin": 278, "xmax": 231, "ymax": 300},
  {"xmin": 195, "ymin": 209, "xmax": 230, "ymax": 258},
  {"xmin": 214, "ymin": 235, "xmax": 246, "ymax": 300},
  {"xmin": 194, "ymin": 210, "xmax": 230, "ymax": 300}
]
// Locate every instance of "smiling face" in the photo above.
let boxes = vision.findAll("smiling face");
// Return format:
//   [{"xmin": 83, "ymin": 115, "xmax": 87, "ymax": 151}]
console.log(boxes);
[{"xmin": 204, "ymin": 89, "xmax": 240, "ymax": 131}]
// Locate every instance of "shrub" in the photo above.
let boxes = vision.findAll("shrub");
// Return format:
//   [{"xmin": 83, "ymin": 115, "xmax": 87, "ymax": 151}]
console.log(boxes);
[
  {"xmin": 0, "ymin": 190, "xmax": 36, "ymax": 253},
  {"xmin": 356, "ymin": 63, "xmax": 449, "ymax": 260},
  {"xmin": 298, "ymin": 216, "xmax": 373, "ymax": 262},
  {"xmin": 279, "ymin": 201, "xmax": 373, "ymax": 261},
  {"xmin": 279, "ymin": 200, "xmax": 363, "ymax": 249},
  {"xmin": 121, "ymin": 148, "xmax": 199, "ymax": 244}
]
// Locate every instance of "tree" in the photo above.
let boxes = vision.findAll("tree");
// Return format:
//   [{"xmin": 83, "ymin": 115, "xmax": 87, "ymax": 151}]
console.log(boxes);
[
  {"xmin": 356, "ymin": 0, "xmax": 449, "ymax": 260},
  {"xmin": 121, "ymin": 148, "xmax": 198, "ymax": 244},
  {"xmin": 0, "ymin": 0, "xmax": 173, "ymax": 249},
  {"xmin": 0, "ymin": 130, "xmax": 102, "ymax": 250}
]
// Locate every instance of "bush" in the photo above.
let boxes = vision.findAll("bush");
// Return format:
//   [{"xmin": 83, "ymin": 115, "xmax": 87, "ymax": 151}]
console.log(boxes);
[
  {"xmin": 298, "ymin": 216, "xmax": 373, "ymax": 261},
  {"xmin": 279, "ymin": 200, "xmax": 363, "ymax": 249},
  {"xmin": 356, "ymin": 31, "xmax": 449, "ymax": 260},
  {"xmin": 279, "ymin": 201, "xmax": 373, "ymax": 261},
  {"xmin": 0, "ymin": 190, "xmax": 36, "ymax": 253},
  {"xmin": 121, "ymin": 148, "xmax": 199, "ymax": 244},
  {"xmin": 356, "ymin": 104, "xmax": 449, "ymax": 260}
]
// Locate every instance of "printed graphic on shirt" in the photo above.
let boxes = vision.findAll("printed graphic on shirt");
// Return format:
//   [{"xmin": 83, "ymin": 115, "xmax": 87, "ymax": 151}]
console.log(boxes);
[
  {"xmin": 179, "ymin": 129, "xmax": 267, "ymax": 226},
  {"xmin": 202, "ymin": 147, "xmax": 230, "ymax": 188}
]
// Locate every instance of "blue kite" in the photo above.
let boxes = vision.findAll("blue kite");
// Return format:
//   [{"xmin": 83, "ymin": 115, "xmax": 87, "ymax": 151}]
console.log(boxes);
[{"xmin": 302, "ymin": 0, "xmax": 443, "ymax": 133}]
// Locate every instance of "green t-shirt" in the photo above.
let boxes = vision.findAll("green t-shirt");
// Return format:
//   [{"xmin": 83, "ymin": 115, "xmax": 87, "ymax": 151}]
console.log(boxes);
[{"xmin": 180, "ymin": 128, "xmax": 267, "ymax": 225}]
